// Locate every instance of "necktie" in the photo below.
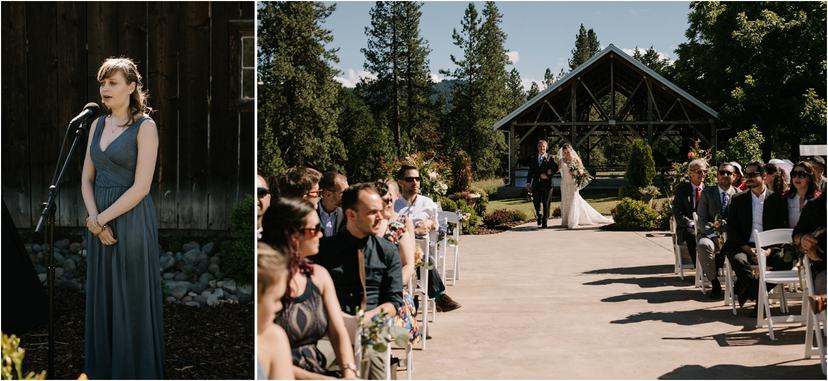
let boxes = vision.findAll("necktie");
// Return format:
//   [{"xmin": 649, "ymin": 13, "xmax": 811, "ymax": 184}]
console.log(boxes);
[
  {"xmin": 357, "ymin": 248, "xmax": 367, "ymax": 311},
  {"xmin": 721, "ymin": 191, "xmax": 729, "ymax": 216},
  {"xmin": 538, "ymin": 155, "xmax": 543, "ymax": 167},
  {"xmin": 694, "ymin": 187, "xmax": 702, "ymax": 210}
]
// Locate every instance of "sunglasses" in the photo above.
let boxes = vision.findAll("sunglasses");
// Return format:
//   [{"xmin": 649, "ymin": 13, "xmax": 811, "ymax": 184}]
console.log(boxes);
[
  {"xmin": 382, "ymin": 196, "xmax": 393, "ymax": 205},
  {"xmin": 718, "ymin": 170, "xmax": 733, "ymax": 176},
  {"xmin": 257, "ymin": 187, "xmax": 270, "ymax": 198},
  {"xmin": 745, "ymin": 171, "xmax": 763, "ymax": 178},
  {"xmin": 791, "ymin": 170, "xmax": 810, "ymax": 179},
  {"xmin": 305, "ymin": 189, "xmax": 322, "ymax": 197},
  {"xmin": 303, "ymin": 223, "xmax": 323, "ymax": 235},
  {"xmin": 403, "ymin": 177, "xmax": 421, "ymax": 182},
  {"xmin": 693, "ymin": 170, "xmax": 708, "ymax": 175}
]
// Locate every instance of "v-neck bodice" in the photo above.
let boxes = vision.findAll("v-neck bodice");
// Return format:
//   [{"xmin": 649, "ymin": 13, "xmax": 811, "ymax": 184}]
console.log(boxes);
[{"xmin": 90, "ymin": 115, "xmax": 148, "ymax": 188}]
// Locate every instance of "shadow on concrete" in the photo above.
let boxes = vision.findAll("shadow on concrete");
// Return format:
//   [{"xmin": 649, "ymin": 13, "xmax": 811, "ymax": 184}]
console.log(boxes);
[
  {"xmin": 584, "ymin": 264, "xmax": 676, "ymax": 276},
  {"xmin": 658, "ymin": 360, "xmax": 823, "ymax": 379},
  {"xmin": 662, "ymin": 326, "xmax": 808, "ymax": 347},
  {"xmin": 583, "ymin": 275, "xmax": 688, "ymax": 288},
  {"xmin": 610, "ymin": 306, "xmax": 754, "ymax": 327},
  {"xmin": 602, "ymin": 289, "xmax": 711, "ymax": 304}
]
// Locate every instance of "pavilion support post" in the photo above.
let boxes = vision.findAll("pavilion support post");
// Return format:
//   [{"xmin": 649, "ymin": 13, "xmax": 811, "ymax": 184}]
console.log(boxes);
[
  {"xmin": 610, "ymin": 54, "xmax": 615, "ymax": 120},
  {"xmin": 571, "ymin": 79, "xmax": 577, "ymax": 145},
  {"xmin": 646, "ymin": 78, "xmax": 653, "ymax": 145},
  {"xmin": 509, "ymin": 123, "xmax": 516, "ymax": 186}
]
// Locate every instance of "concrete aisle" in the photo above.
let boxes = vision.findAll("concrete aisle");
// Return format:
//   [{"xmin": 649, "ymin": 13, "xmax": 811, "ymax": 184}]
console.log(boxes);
[{"xmin": 410, "ymin": 220, "xmax": 823, "ymax": 379}]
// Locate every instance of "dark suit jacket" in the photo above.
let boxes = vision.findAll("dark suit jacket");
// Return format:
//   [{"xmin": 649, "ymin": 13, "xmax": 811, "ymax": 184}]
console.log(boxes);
[
  {"xmin": 526, "ymin": 153, "xmax": 557, "ymax": 190},
  {"xmin": 672, "ymin": 182, "xmax": 704, "ymax": 244},
  {"xmin": 317, "ymin": 204, "xmax": 345, "ymax": 237},
  {"xmin": 793, "ymin": 193, "xmax": 826, "ymax": 265},
  {"xmin": 696, "ymin": 185, "xmax": 738, "ymax": 240},
  {"xmin": 721, "ymin": 189, "xmax": 788, "ymax": 257}
]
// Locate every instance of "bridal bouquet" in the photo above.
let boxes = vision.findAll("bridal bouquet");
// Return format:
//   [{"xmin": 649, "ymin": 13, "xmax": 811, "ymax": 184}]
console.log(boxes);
[{"xmin": 568, "ymin": 161, "xmax": 593, "ymax": 189}]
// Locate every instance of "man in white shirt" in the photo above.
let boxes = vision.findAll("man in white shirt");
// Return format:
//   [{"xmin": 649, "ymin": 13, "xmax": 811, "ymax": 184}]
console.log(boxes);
[
  {"xmin": 696, "ymin": 163, "xmax": 738, "ymax": 299},
  {"xmin": 394, "ymin": 164, "xmax": 460, "ymax": 312},
  {"xmin": 317, "ymin": 171, "xmax": 348, "ymax": 237},
  {"xmin": 722, "ymin": 161, "xmax": 791, "ymax": 311}
]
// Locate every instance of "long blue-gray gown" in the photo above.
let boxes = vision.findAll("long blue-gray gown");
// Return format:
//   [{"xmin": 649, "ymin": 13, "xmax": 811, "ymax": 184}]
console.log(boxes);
[{"xmin": 85, "ymin": 115, "xmax": 164, "ymax": 379}]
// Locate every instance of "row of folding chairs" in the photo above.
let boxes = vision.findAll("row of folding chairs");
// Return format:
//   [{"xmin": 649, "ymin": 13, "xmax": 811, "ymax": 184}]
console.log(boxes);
[{"xmin": 671, "ymin": 215, "xmax": 825, "ymax": 373}]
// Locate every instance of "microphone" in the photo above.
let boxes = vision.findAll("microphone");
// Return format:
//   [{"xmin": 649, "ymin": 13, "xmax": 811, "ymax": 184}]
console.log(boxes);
[{"xmin": 69, "ymin": 102, "xmax": 101, "ymax": 128}]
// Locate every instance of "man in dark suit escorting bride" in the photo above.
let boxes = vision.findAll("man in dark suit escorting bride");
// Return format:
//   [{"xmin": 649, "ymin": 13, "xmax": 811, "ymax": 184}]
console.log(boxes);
[{"xmin": 526, "ymin": 139, "xmax": 557, "ymax": 228}]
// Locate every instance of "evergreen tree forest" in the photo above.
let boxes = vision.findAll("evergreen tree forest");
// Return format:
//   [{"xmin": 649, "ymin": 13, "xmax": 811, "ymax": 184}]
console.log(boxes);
[{"xmin": 258, "ymin": 1, "xmax": 826, "ymax": 184}]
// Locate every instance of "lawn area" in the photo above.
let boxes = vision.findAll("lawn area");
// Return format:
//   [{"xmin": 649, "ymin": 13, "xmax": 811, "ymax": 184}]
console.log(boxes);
[{"xmin": 486, "ymin": 190, "xmax": 669, "ymax": 218}]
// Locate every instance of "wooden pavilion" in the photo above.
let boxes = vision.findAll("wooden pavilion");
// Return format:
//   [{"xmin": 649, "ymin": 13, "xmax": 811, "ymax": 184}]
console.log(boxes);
[{"xmin": 494, "ymin": 44, "xmax": 720, "ymax": 189}]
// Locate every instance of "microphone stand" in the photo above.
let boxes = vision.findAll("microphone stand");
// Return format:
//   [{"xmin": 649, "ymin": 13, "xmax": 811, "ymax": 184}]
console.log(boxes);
[{"xmin": 34, "ymin": 117, "xmax": 91, "ymax": 378}]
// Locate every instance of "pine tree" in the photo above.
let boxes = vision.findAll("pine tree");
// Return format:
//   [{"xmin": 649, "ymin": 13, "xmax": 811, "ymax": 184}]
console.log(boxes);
[
  {"xmin": 337, "ymin": 89, "xmax": 395, "ymax": 182},
  {"xmin": 506, "ymin": 67, "xmax": 526, "ymax": 111},
  {"xmin": 527, "ymin": 82, "xmax": 540, "ymax": 99},
  {"xmin": 361, "ymin": 1, "xmax": 435, "ymax": 156},
  {"xmin": 442, "ymin": 2, "xmax": 510, "ymax": 178},
  {"xmin": 543, "ymin": 68, "xmax": 555, "ymax": 87},
  {"xmin": 568, "ymin": 24, "xmax": 601, "ymax": 70},
  {"xmin": 257, "ymin": 1, "xmax": 345, "ymax": 177}
]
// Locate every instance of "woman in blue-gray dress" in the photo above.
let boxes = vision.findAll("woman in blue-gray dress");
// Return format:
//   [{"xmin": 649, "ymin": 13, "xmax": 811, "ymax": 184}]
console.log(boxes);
[{"xmin": 81, "ymin": 57, "xmax": 164, "ymax": 379}]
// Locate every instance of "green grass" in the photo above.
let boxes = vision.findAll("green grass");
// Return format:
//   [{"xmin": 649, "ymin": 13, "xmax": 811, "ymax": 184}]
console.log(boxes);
[
  {"xmin": 471, "ymin": 178, "xmax": 504, "ymax": 195},
  {"xmin": 486, "ymin": 191, "xmax": 670, "ymax": 218}
]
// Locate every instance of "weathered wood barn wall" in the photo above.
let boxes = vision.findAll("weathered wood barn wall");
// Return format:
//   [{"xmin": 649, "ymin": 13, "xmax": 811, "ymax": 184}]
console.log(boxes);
[{"xmin": 1, "ymin": 2, "xmax": 255, "ymax": 231}]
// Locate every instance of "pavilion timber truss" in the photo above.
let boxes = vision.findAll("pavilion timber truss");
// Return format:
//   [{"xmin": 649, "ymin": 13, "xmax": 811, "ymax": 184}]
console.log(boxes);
[{"xmin": 493, "ymin": 44, "xmax": 721, "ymax": 186}]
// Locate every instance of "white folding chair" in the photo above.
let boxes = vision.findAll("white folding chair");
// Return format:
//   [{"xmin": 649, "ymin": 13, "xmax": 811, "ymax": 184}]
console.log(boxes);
[
  {"xmin": 343, "ymin": 311, "xmax": 364, "ymax": 377},
  {"xmin": 437, "ymin": 211, "xmax": 461, "ymax": 285},
  {"xmin": 803, "ymin": 255, "xmax": 826, "ymax": 374},
  {"xmin": 754, "ymin": 228, "xmax": 806, "ymax": 340},
  {"xmin": 671, "ymin": 216, "xmax": 695, "ymax": 279},
  {"xmin": 693, "ymin": 213, "xmax": 704, "ymax": 289},
  {"xmin": 724, "ymin": 255, "xmax": 737, "ymax": 315},
  {"xmin": 414, "ymin": 236, "xmax": 435, "ymax": 350}
]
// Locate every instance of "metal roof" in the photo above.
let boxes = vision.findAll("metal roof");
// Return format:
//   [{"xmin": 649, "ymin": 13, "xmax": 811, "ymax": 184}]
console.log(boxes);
[{"xmin": 493, "ymin": 44, "xmax": 719, "ymax": 131}]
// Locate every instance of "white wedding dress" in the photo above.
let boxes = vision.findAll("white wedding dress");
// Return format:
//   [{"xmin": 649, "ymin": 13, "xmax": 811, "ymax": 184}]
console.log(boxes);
[{"xmin": 559, "ymin": 158, "xmax": 614, "ymax": 229}]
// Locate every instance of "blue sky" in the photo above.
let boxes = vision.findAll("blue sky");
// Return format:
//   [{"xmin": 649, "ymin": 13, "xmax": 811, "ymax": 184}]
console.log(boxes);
[{"xmin": 323, "ymin": 1, "xmax": 691, "ymax": 90}]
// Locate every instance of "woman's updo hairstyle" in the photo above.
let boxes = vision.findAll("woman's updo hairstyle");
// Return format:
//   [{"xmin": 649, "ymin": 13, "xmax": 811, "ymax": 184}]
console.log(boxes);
[{"xmin": 96, "ymin": 57, "xmax": 152, "ymax": 126}]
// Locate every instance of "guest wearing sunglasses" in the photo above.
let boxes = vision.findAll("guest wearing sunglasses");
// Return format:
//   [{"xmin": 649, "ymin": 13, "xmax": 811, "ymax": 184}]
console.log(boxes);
[
  {"xmin": 696, "ymin": 162, "xmax": 738, "ymax": 299},
  {"xmin": 393, "ymin": 164, "xmax": 462, "ymax": 313},
  {"xmin": 721, "ymin": 161, "xmax": 791, "ymax": 311},
  {"xmin": 783, "ymin": 161, "xmax": 822, "ymax": 228},
  {"xmin": 257, "ymin": 174, "xmax": 272, "ymax": 240},
  {"xmin": 261, "ymin": 198, "xmax": 357, "ymax": 380},
  {"xmin": 318, "ymin": 171, "xmax": 349, "ymax": 238},
  {"xmin": 278, "ymin": 166, "xmax": 323, "ymax": 208},
  {"xmin": 673, "ymin": 159, "xmax": 709, "ymax": 268},
  {"xmin": 806, "ymin": 156, "xmax": 827, "ymax": 193}
]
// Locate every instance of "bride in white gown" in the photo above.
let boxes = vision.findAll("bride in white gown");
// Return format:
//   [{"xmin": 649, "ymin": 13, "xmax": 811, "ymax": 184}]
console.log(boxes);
[{"xmin": 556, "ymin": 143, "xmax": 614, "ymax": 229}]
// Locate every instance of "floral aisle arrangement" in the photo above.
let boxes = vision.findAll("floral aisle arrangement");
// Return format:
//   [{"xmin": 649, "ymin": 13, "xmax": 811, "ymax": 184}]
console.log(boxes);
[
  {"xmin": 356, "ymin": 310, "xmax": 409, "ymax": 378},
  {"xmin": 705, "ymin": 214, "xmax": 727, "ymax": 247}
]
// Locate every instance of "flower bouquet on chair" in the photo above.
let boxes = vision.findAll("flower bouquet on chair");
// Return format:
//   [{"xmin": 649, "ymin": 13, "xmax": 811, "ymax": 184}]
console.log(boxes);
[{"xmin": 705, "ymin": 214, "xmax": 727, "ymax": 247}]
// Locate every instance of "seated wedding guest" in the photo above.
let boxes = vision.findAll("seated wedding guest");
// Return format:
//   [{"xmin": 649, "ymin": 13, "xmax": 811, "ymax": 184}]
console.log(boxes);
[
  {"xmin": 721, "ymin": 161, "xmax": 791, "ymax": 310},
  {"xmin": 731, "ymin": 162, "xmax": 748, "ymax": 191},
  {"xmin": 394, "ymin": 164, "xmax": 461, "ymax": 312},
  {"xmin": 257, "ymin": 244, "xmax": 294, "ymax": 380},
  {"xmin": 763, "ymin": 162, "xmax": 787, "ymax": 194},
  {"xmin": 785, "ymin": 161, "xmax": 822, "ymax": 228},
  {"xmin": 257, "ymin": 174, "xmax": 272, "ymax": 240},
  {"xmin": 696, "ymin": 162, "xmax": 738, "ymax": 299},
  {"xmin": 376, "ymin": 181, "xmax": 420, "ymax": 343},
  {"xmin": 278, "ymin": 167, "xmax": 323, "ymax": 208},
  {"xmin": 673, "ymin": 159, "xmax": 708, "ymax": 267},
  {"xmin": 807, "ymin": 156, "xmax": 827, "ymax": 192},
  {"xmin": 318, "ymin": 171, "xmax": 349, "ymax": 238},
  {"xmin": 793, "ymin": 192, "xmax": 826, "ymax": 295},
  {"xmin": 315, "ymin": 183, "xmax": 403, "ymax": 380},
  {"xmin": 261, "ymin": 199, "xmax": 357, "ymax": 380}
]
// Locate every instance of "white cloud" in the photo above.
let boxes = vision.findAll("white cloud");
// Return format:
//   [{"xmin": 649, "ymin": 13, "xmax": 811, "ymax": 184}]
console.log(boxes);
[
  {"xmin": 506, "ymin": 51, "xmax": 520, "ymax": 65},
  {"xmin": 334, "ymin": 69, "xmax": 377, "ymax": 88},
  {"xmin": 430, "ymin": 72, "xmax": 446, "ymax": 83},
  {"xmin": 622, "ymin": 47, "xmax": 674, "ymax": 63}
]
